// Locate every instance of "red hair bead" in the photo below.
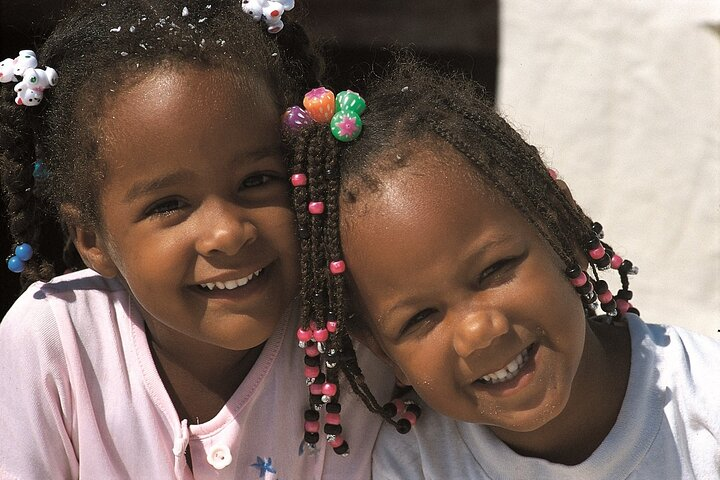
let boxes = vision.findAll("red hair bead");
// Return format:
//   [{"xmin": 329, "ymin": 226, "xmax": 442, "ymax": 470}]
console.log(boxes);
[
  {"xmin": 291, "ymin": 173, "xmax": 308, "ymax": 187},
  {"xmin": 329, "ymin": 260, "xmax": 346, "ymax": 274},
  {"xmin": 305, "ymin": 365, "xmax": 320, "ymax": 378},
  {"xmin": 401, "ymin": 411, "xmax": 417, "ymax": 426},
  {"xmin": 616, "ymin": 299, "xmax": 631, "ymax": 315},
  {"xmin": 297, "ymin": 327, "xmax": 312, "ymax": 343},
  {"xmin": 321, "ymin": 383, "xmax": 337, "ymax": 397},
  {"xmin": 326, "ymin": 321, "xmax": 337, "ymax": 333},
  {"xmin": 305, "ymin": 344, "xmax": 320, "ymax": 357},
  {"xmin": 309, "ymin": 383, "xmax": 323, "ymax": 395},
  {"xmin": 589, "ymin": 244, "xmax": 606, "ymax": 260},
  {"xmin": 598, "ymin": 290, "xmax": 613, "ymax": 304},
  {"xmin": 325, "ymin": 413, "xmax": 341, "ymax": 425},
  {"xmin": 611, "ymin": 254, "xmax": 623, "ymax": 269},
  {"xmin": 308, "ymin": 202, "xmax": 325, "ymax": 215},
  {"xmin": 313, "ymin": 328, "xmax": 329, "ymax": 342},
  {"xmin": 328, "ymin": 435, "xmax": 345, "ymax": 448},
  {"xmin": 570, "ymin": 271, "xmax": 588, "ymax": 288},
  {"xmin": 304, "ymin": 421, "xmax": 320, "ymax": 433}
]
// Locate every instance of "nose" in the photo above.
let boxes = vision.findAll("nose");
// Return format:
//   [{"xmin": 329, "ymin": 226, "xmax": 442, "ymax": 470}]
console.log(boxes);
[
  {"xmin": 195, "ymin": 199, "xmax": 257, "ymax": 257},
  {"xmin": 452, "ymin": 308, "xmax": 510, "ymax": 358}
]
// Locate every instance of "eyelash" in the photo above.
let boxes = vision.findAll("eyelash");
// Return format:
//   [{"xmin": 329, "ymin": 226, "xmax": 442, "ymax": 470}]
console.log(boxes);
[
  {"xmin": 399, "ymin": 256, "xmax": 520, "ymax": 337},
  {"xmin": 144, "ymin": 198, "xmax": 186, "ymax": 217}
]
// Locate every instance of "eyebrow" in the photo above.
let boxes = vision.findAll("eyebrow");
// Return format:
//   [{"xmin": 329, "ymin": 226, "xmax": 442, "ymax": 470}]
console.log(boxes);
[
  {"xmin": 122, "ymin": 146, "xmax": 283, "ymax": 204},
  {"xmin": 123, "ymin": 170, "xmax": 195, "ymax": 204}
]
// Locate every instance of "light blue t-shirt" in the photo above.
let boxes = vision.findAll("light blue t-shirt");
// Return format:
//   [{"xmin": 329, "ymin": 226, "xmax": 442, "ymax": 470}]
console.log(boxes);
[{"xmin": 372, "ymin": 315, "xmax": 720, "ymax": 479}]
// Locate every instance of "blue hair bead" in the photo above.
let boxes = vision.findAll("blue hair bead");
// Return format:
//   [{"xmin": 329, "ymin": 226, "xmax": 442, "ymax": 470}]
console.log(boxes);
[
  {"xmin": 15, "ymin": 243, "xmax": 33, "ymax": 262},
  {"xmin": 7, "ymin": 255, "xmax": 25, "ymax": 273}
]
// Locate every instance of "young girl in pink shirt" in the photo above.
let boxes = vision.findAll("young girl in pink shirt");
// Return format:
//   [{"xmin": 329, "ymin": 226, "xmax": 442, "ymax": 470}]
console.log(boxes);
[{"xmin": 0, "ymin": 1, "xmax": 392, "ymax": 478}]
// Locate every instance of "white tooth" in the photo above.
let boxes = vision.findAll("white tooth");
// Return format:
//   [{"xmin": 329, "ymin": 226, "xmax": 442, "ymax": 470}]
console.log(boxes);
[
  {"xmin": 225, "ymin": 280, "xmax": 239, "ymax": 289},
  {"xmin": 215, "ymin": 282, "xmax": 226, "ymax": 290},
  {"xmin": 206, "ymin": 283, "xmax": 215, "ymax": 291},
  {"xmin": 236, "ymin": 276, "xmax": 249, "ymax": 287},
  {"xmin": 254, "ymin": 269, "xmax": 261, "ymax": 276},
  {"xmin": 495, "ymin": 369, "xmax": 509, "ymax": 381},
  {"xmin": 507, "ymin": 357, "xmax": 520, "ymax": 373}
]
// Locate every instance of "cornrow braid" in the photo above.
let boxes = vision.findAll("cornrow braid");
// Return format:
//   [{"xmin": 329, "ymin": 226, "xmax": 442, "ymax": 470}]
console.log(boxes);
[
  {"xmin": 287, "ymin": 58, "xmax": 640, "ymax": 440},
  {"xmin": 0, "ymin": 0, "xmax": 322, "ymax": 289}
]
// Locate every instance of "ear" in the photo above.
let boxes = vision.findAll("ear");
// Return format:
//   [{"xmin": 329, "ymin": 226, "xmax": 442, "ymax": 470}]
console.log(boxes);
[
  {"xmin": 62, "ymin": 206, "xmax": 119, "ymax": 278},
  {"xmin": 351, "ymin": 328, "xmax": 410, "ymax": 385}
]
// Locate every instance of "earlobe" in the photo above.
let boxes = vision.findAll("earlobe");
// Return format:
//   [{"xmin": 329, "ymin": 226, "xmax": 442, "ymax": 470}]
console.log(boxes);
[{"xmin": 68, "ymin": 224, "xmax": 119, "ymax": 278}]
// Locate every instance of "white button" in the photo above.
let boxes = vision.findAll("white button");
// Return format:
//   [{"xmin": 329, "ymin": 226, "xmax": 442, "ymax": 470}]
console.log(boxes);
[{"xmin": 207, "ymin": 444, "xmax": 232, "ymax": 470}]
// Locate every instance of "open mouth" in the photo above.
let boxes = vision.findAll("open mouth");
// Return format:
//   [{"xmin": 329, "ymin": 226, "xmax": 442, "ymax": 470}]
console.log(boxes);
[
  {"xmin": 476, "ymin": 343, "xmax": 535, "ymax": 385},
  {"xmin": 198, "ymin": 268, "xmax": 263, "ymax": 291}
]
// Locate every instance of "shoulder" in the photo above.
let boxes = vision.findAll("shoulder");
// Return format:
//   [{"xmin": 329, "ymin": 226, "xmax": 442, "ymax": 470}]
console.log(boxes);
[{"xmin": 0, "ymin": 269, "xmax": 128, "ymax": 362}]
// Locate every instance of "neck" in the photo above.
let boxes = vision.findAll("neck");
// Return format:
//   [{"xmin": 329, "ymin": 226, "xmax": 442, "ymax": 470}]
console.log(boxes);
[
  {"xmin": 490, "ymin": 319, "xmax": 631, "ymax": 465},
  {"xmin": 143, "ymin": 313, "xmax": 267, "ymax": 424}
]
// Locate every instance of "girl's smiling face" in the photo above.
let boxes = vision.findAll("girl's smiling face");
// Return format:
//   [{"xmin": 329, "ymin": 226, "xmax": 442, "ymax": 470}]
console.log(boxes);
[
  {"xmin": 341, "ymin": 144, "xmax": 588, "ymax": 432},
  {"xmin": 74, "ymin": 66, "xmax": 299, "ymax": 353}
]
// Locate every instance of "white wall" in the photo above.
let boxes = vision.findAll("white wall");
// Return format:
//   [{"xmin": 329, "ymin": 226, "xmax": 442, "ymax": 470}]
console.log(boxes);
[{"xmin": 498, "ymin": 0, "xmax": 720, "ymax": 338}]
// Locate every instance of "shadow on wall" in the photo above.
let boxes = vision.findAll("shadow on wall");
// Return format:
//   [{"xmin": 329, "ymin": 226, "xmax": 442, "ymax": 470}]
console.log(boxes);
[{"xmin": 0, "ymin": 0, "xmax": 498, "ymax": 317}]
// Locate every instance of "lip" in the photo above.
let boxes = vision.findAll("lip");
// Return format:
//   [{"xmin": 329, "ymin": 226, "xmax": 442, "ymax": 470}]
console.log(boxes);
[
  {"xmin": 472, "ymin": 342, "xmax": 539, "ymax": 397},
  {"xmin": 190, "ymin": 263, "xmax": 271, "ymax": 299}
]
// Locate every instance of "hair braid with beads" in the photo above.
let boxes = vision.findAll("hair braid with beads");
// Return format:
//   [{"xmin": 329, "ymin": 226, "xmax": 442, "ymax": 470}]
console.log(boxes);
[
  {"xmin": 0, "ymin": 0, "xmax": 322, "ymax": 289},
  {"xmin": 287, "ymin": 59, "xmax": 640, "ymax": 448}
]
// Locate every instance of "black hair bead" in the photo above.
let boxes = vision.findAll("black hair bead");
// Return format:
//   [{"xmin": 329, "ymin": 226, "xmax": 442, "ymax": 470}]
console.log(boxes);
[
  {"xmin": 591, "ymin": 222, "xmax": 604, "ymax": 237},
  {"xmin": 600, "ymin": 299, "xmax": 617, "ymax": 313},
  {"xmin": 313, "ymin": 373, "xmax": 326, "ymax": 384},
  {"xmin": 594, "ymin": 280, "xmax": 609, "ymax": 293},
  {"xmin": 326, "ymin": 402, "xmax": 342, "ymax": 414},
  {"xmin": 324, "ymin": 424, "xmax": 342, "ymax": 435},
  {"xmin": 304, "ymin": 431, "xmax": 319, "ymax": 444},
  {"xmin": 628, "ymin": 307, "xmax": 640, "ymax": 315},
  {"xmin": 619, "ymin": 260, "xmax": 634, "ymax": 274},
  {"xmin": 576, "ymin": 280, "xmax": 593, "ymax": 295},
  {"xmin": 332, "ymin": 442, "xmax": 349, "ymax": 455},
  {"xmin": 595, "ymin": 253, "xmax": 611, "ymax": 270},
  {"xmin": 565, "ymin": 264, "xmax": 582, "ymax": 278},
  {"xmin": 616, "ymin": 289, "xmax": 633, "ymax": 300},
  {"xmin": 382, "ymin": 402, "xmax": 397, "ymax": 417},
  {"xmin": 581, "ymin": 291, "xmax": 598, "ymax": 305},
  {"xmin": 310, "ymin": 394, "xmax": 322, "ymax": 406},
  {"xmin": 304, "ymin": 409, "xmax": 320, "ymax": 421},
  {"xmin": 585, "ymin": 236, "xmax": 601, "ymax": 250},
  {"xmin": 395, "ymin": 418, "xmax": 412, "ymax": 434},
  {"xmin": 304, "ymin": 355, "xmax": 320, "ymax": 366}
]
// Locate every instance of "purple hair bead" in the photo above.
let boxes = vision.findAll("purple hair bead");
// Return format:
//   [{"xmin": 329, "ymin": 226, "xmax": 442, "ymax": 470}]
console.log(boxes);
[{"xmin": 282, "ymin": 105, "xmax": 313, "ymax": 132}]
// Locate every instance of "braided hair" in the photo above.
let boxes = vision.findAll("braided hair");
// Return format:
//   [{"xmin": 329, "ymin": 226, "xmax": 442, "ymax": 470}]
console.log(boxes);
[
  {"xmin": 0, "ymin": 0, "xmax": 322, "ymax": 289},
  {"xmin": 287, "ymin": 59, "xmax": 640, "ymax": 451}
]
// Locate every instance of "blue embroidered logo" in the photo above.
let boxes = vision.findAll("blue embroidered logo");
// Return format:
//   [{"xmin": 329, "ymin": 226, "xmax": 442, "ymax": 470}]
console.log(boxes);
[{"xmin": 251, "ymin": 456, "xmax": 278, "ymax": 478}]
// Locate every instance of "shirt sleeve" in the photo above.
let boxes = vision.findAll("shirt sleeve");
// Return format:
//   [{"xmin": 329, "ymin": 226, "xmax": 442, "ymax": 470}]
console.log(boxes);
[
  {"xmin": 0, "ymin": 290, "xmax": 78, "ymax": 479},
  {"xmin": 372, "ymin": 422, "xmax": 425, "ymax": 480}
]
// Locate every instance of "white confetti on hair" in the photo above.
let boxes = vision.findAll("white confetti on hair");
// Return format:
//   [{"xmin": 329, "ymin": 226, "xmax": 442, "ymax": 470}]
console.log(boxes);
[
  {"xmin": 129, "ymin": 25, "xmax": 136, "ymax": 32},
  {"xmin": 120, "ymin": 51, "xmax": 128, "ymax": 56},
  {"xmin": 182, "ymin": 6, "xmax": 189, "ymax": 16},
  {"xmin": 198, "ymin": 17, "xmax": 207, "ymax": 23},
  {"xmin": 110, "ymin": 26, "xmax": 121, "ymax": 32}
]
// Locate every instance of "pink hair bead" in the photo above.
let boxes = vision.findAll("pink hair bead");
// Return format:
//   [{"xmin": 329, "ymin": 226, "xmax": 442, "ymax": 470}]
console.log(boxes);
[
  {"xmin": 305, "ymin": 344, "xmax": 320, "ymax": 357},
  {"xmin": 570, "ymin": 271, "xmax": 588, "ymax": 288},
  {"xmin": 589, "ymin": 244, "xmax": 606, "ymax": 260},
  {"xmin": 616, "ymin": 299, "xmax": 632, "ymax": 315},
  {"xmin": 329, "ymin": 260, "xmax": 346, "ymax": 274},
  {"xmin": 291, "ymin": 173, "xmax": 308, "ymax": 187},
  {"xmin": 547, "ymin": 167, "xmax": 558, "ymax": 180},
  {"xmin": 304, "ymin": 421, "xmax": 320, "ymax": 433},
  {"xmin": 328, "ymin": 435, "xmax": 344, "ymax": 448},
  {"xmin": 611, "ymin": 254, "xmax": 623, "ymax": 269},
  {"xmin": 326, "ymin": 321, "xmax": 337, "ymax": 333},
  {"xmin": 321, "ymin": 383, "xmax": 337, "ymax": 397},
  {"xmin": 325, "ymin": 413, "xmax": 341, "ymax": 425},
  {"xmin": 598, "ymin": 290, "xmax": 613, "ymax": 304},
  {"xmin": 313, "ymin": 328, "xmax": 329, "ymax": 342},
  {"xmin": 401, "ymin": 411, "xmax": 417, "ymax": 426},
  {"xmin": 305, "ymin": 365, "xmax": 320, "ymax": 378},
  {"xmin": 308, "ymin": 201, "xmax": 325, "ymax": 214},
  {"xmin": 310, "ymin": 384, "xmax": 323, "ymax": 395},
  {"xmin": 297, "ymin": 327, "xmax": 312, "ymax": 343}
]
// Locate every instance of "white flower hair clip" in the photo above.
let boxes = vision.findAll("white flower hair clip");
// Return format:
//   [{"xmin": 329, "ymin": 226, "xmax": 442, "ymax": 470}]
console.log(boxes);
[
  {"xmin": 0, "ymin": 50, "xmax": 58, "ymax": 107},
  {"xmin": 241, "ymin": 0, "xmax": 295, "ymax": 34}
]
